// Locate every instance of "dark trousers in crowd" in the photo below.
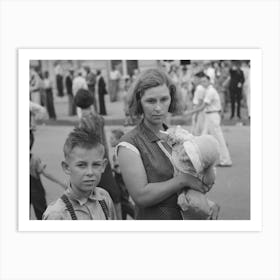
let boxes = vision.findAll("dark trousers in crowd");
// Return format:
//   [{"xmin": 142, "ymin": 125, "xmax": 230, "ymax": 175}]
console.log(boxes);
[
  {"xmin": 40, "ymin": 90, "xmax": 46, "ymax": 107},
  {"xmin": 67, "ymin": 93, "xmax": 76, "ymax": 116},
  {"xmin": 98, "ymin": 93, "xmax": 107, "ymax": 115},
  {"xmin": 30, "ymin": 175, "xmax": 47, "ymax": 220},
  {"xmin": 230, "ymin": 87, "xmax": 242, "ymax": 119},
  {"xmin": 56, "ymin": 75, "xmax": 64, "ymax": 97},
  {"xmin": 88, "ymin": 85, "xmax": 98, "ymax": 112},
  {"xmin": 45, "ymin": 88, "xmax": 56, "ymax": 119}
]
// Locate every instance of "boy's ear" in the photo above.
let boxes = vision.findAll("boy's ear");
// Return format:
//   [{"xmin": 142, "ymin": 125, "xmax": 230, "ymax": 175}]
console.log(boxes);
[
  {"xmin": 101, "ymin": 158, "xmax": 108, "ymax": 173},
  {"xmin": 61, "ymin": 161, "xmax": 71, "ymax": 175}
]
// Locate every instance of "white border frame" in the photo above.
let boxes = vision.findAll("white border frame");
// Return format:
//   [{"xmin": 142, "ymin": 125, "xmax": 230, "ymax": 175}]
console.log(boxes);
[{"xmin": 18, "ymin": 48, "xmax": 262, "ymax": 232}]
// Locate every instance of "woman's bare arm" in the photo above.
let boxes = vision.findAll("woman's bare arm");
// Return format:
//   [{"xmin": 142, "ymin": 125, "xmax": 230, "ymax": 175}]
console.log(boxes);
[{"xmin": 118, "ymin": 146, "xmax": 207, "ymax": 207}]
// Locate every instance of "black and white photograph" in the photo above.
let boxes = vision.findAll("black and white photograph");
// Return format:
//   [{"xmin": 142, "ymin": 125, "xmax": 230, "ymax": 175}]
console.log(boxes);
[
  {"xmin": 1, "ymin": 1, "xmax": 279, "ymax": 280},
  {"xmin": 18, "ymin": 49, "xmax": 261, "ymax": 231}
]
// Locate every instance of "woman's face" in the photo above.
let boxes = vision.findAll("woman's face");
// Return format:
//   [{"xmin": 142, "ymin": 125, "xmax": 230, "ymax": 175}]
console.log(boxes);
[{"xmin": 140, "ymin": 84, "xmax": 171, "ymax": 125}]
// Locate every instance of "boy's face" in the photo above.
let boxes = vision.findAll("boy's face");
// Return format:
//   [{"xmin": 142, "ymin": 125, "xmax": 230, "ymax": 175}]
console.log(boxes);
[{"xmin": 62, "ymin": 146, "xmax": 107, "ymax": 196}]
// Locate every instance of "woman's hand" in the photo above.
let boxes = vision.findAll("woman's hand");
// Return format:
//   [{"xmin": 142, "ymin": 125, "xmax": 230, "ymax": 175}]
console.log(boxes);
[
  {"xmin": 175, "ymin": 172, "xmax": 209, "ymax": 193},
  {"xmin": 202, "ymin": 165, "xmax": 216, "ymax": 192}
]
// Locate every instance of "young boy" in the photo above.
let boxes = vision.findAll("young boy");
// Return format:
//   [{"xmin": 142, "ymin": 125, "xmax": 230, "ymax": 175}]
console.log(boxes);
[
  {"xmin": 30, "ymin": 130, "xmax": 66, "ymax": 220},
  {"xmin": 74, "ymin": 88, "xmax": 122, "ymax": 219},
  {"xmin": 43, "ymin": 128, "xmax": 116, "ymax": 220}
]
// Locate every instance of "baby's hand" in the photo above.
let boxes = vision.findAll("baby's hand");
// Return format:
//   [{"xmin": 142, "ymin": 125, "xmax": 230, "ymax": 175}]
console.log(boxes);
[
  {"xmin": 159, "ymin": 128, "xmax": 180, "ymax": 147},
  {"xmin": 202, "ymin": 165, "xmax": 216, "ymax": 191}
]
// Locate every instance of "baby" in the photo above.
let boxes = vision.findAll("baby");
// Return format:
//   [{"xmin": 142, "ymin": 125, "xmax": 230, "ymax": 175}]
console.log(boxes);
[{"xmin": 160, "ymin": 126, "xmax": 220, "ymax": 220}]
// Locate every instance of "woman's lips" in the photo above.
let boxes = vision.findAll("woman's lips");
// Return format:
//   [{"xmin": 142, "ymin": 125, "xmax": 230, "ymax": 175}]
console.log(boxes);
[{"xmin": 83, "ymin": 180, "xmax": 95, "ymax": 184}]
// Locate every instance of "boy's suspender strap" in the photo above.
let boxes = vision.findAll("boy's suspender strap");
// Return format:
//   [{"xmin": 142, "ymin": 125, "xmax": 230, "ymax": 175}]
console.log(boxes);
[
  {"xmin": 60, "ymin": 194, "xmax": 78, "ymax": 220},
  {"xmin": 98, "ymin": 200, "xmax": 109, "ymax": 220},
  {"xmin": 61, "ymin": 194, "xmax": 109, "ymax": 220}
]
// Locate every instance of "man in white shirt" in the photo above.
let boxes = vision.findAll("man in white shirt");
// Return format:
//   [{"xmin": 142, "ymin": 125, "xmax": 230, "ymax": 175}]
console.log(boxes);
[{"xmin": 184, "ymin": 74, "xmax": 232, "ymax": 167}]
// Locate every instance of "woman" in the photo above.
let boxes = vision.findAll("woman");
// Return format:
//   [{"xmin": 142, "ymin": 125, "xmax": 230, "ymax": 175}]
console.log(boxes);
[{"xmin": 117, "ymin": 69, "xmax": 208, "ymax": 220}]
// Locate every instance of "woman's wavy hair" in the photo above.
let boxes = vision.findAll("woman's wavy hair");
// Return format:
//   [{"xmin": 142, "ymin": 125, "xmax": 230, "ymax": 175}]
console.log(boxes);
[{"xmin": 128, "ymin": 68, "xmax": 181, "ymax": 116}]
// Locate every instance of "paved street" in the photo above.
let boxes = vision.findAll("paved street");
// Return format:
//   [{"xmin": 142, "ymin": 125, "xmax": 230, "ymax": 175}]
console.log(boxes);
[
  {"xmin": 31, "ymin": 123, "xmax": 250, "ymax": 220},
  {"xmin": 42, "ymin": 94, "xmax": 250, "ymax": 127}
]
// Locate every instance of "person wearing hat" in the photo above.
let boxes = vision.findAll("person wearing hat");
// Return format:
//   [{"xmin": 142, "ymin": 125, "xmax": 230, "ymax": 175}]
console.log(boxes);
[{"xmin": 159, "ymin": 126, "xmax": 220, "ymax": 219}]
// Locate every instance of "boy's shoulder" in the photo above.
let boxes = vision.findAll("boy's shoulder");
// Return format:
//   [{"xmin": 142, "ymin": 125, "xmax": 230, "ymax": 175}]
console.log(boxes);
[
  {"xmin": 43, "ymin": 197, "xmax": 69, "ymax": 220},
  {"xmin": 95, "ymin": 187, "xmax": 112, "ymax": 202}
]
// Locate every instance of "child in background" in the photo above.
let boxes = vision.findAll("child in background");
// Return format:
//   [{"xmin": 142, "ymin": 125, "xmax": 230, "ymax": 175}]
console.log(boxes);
[
  {"xmin": 43, "ymin": 128, "xmax": 116, "ymax": 220},
  {"xmin": 110, "ymin": 129, "xmax": 135, "ymax": 219},
  {"xmin": 30, "ymin": 130, "xmax": 66, "ymax": 220}
]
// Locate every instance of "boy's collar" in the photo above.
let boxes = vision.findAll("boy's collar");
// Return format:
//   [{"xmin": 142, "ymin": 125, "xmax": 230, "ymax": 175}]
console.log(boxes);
[{"xmin": 65, "ymin": 184, "xmax": 103, "ymax": 206}]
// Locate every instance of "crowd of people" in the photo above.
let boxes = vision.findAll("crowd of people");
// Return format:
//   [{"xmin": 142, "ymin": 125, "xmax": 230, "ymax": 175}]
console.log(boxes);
[
  {"xmin": 29, "ymin": 60, "xmax": 250, "ymax": 125},
  {"xmin": 29, "ymin": 60, "xmax": 250, "ymax": 220},
  {"xmin": 29, "ymin": 63, "xmax": 110, "ymax": 120}
]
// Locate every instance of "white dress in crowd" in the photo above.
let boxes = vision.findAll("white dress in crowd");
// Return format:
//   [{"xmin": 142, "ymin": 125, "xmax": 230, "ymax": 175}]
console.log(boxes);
[
  {"xmin": 202, "ymin": 85, "xmax": 232, "ymax": 166},
  {"xmin": 191, "ymin": 84, "xmax": 206, "ymax": 136}
]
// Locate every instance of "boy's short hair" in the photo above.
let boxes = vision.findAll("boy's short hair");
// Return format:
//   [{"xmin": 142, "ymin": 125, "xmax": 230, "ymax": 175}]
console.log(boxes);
[
  {"xmin": 63, "ymin": 127, "xmax": 104, "ymax": 160},
  {"xmin": 128, "ymin": 68, "xmax": 181, "ymax": 116},
  {"xmin": 111, "ymin": 129, "xmax": 124, "ymax": 140},
  {"xmin": 74, "ymin": 89, "xmax": 93, "ymax": 109},
  {"xmin": 198, "ymin": 73, "xmax": 210, "ymax": 80},
  {"xmin": 194, "ymin": 71, "xmax": 205, "ymax": 78}
]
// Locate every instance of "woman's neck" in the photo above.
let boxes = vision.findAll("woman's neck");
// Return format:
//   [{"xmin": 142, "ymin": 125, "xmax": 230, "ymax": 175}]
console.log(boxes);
[{"xmin": 143, "ymin": 118, "xmax": 164, "ymax": 134}]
